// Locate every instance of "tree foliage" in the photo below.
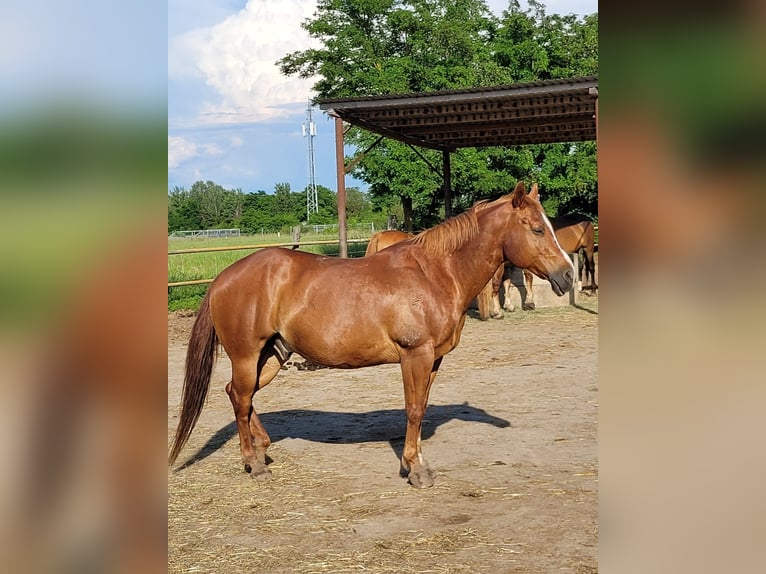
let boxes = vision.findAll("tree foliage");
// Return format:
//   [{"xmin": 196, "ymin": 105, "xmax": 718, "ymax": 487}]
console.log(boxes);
[
  {"xmin": 167, "ymin": 181, "xmax": 245, "ymax": 231},
  {"xmin": 168, "ymin": 181, "xmax": 379, "ymax": 234},
  {"xmin": 278, "ymin": 0, "xmax": 598, "ymax": 227}
]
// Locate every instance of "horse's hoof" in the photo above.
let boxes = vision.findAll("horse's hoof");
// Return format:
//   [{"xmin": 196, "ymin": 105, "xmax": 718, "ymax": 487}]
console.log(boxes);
[
  {"xmin": 250, "ymin": 464, "xmax": 273, "ymax": 481},
  {"xmin": 244, "ymin": 461, "xmax": 272, "ymax": 480},
  {"xmin": 407, "ymin": 466, "xmax": 436, "ymax": 489},
  {"xmin": 491, "ymin": 312, "xmax": 504, "ymax": 320},
  {"xmin": 251, "ymin": 468, "xmax": 273, "ymax": 481},
  {"xmin": 522, "ymin": 303, "xmax": 535, "ymax": 311}
]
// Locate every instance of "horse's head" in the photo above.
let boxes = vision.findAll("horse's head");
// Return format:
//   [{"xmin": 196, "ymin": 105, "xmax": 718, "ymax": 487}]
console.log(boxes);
[{"xmin": 502, "ymin": 182, "xmax": 574, "ymax": 296}]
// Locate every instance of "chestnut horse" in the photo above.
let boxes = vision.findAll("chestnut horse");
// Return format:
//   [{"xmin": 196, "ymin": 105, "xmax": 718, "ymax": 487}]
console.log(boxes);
[
  {"xmin": 479, "ymin": 215, "xmax": 597, "ymax": 318},
  {"xmin": 364, "ymin": 229, "xmax": 414, "ymax": 256},
  {"xmin": 169, "ymin": 182, "xmax": 573, "ymax": 488}
]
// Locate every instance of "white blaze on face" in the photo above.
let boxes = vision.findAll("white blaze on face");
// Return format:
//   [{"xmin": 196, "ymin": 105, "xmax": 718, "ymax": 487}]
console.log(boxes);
[{"xmin": 541, "ymin": 211, "xmax": 575, "ymax": 274}]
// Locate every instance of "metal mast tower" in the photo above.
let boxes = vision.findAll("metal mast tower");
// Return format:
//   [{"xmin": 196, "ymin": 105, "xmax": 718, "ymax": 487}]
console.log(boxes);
[{"xmin": 302, "ymin": 101, "xmax": 318, "ymax": 218}]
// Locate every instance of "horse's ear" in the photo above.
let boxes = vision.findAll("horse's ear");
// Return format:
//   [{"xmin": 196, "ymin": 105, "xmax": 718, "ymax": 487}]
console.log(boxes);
[
  {"xmin": 529, "ymin": 183, "xmax": 539, "ymax": 200},
  {"xmin": 511, "ymin": 181, "xmax": 527, "ymax": 208}
]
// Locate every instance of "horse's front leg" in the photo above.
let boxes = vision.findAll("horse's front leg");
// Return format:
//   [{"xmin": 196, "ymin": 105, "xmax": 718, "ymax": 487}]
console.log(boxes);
[{"xmin": 400, "ymin": 349, "xmax": 442, "ymax": 488}]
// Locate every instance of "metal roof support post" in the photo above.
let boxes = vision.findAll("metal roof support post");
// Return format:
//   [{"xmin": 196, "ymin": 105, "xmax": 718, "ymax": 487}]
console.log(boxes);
[
  {"xmin": 331, "ymin": 112, "xmax": 348, "ymax": 258},
  {"xmin": 442, "ymin": 150, "xmax": 452, "ymax": 219}
]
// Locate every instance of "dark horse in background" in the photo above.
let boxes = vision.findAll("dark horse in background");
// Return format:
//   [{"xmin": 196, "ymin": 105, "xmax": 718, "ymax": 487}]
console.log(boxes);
[
  {"xmin": 478, "ymin": 214, "xmax": 597, "ymax": 319},
  {"xmin": 169, "ymin": 182, "xmax": 574, "ymax": 488}
]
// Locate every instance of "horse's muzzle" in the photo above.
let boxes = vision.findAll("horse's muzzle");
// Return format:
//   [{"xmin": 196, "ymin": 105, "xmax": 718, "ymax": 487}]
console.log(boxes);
[{"xmin": 549, "ymin": 268, "xmax": 574, "ymax": 296}]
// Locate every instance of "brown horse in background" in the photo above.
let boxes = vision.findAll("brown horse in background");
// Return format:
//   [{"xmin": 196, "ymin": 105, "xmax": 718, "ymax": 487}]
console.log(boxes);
[
  {"xmin": 364, "ymin": 229, "xmax": 414, "ymax": 256},
  {"xmin": 479, "ymin": 215, "xmax": 596, "ymax": 319},
  {"xmin": 550, "ymin": 214, "xmax": 597, "ymax": 290},
  {"xmin": 169, "ymin": 182, "xmax": 574, "ymax": 488}
]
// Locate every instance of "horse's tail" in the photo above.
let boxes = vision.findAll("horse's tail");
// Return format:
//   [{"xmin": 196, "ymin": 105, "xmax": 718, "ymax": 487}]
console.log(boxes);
[
  {"xmin": 476, "ymin": 279, "xmax": 494, "ymax": 321},
  {"xmin": 169, "ymin": 294, "xmax": 218, "ymax": 465}
]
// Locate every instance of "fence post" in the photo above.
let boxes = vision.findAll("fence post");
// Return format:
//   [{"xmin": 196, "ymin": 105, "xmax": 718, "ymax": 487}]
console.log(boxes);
[{"xmin": 291, "ymin": 225, "xmax": 301, "ymax": 249}]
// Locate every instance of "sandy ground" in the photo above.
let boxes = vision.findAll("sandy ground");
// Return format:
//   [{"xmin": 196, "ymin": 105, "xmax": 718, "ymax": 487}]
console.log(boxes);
[{"xmin": 168, "ymin": 295, "xmax": 598, "ymax": 573}]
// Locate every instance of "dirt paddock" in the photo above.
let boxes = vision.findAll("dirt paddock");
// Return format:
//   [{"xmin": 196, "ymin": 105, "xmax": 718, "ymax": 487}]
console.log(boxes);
[{"xmin": 168, "ymin": 295, "xmax": 598, "ymax": 573}]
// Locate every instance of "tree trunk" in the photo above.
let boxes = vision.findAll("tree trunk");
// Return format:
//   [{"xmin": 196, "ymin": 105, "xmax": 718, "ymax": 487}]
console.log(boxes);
[{"xmin": 401, "ymin": 195, "xmax": 413, "ymax": 233}]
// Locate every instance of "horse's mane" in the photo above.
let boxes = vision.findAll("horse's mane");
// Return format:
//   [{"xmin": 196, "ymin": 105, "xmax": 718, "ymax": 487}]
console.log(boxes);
[{"xmin": 412, "ymin": 197, "xmax": 504, "ymax": 257}]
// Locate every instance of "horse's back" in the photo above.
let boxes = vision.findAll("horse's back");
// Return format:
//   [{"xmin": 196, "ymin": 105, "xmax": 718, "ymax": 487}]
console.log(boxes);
[
  {"xmin": 365, "ymin": 230, "xmax": 413, "ymax": 256},
  {"xmin": 550, "ymin": 215, "xmax": 595, "ymax": 254},
  {"xmin": 206, "ymin": 246, "xmax": 442, "ymax": 367},
  {"xmin": 210, "ymin": 247, "xmax": 375, "ymax": 305}
]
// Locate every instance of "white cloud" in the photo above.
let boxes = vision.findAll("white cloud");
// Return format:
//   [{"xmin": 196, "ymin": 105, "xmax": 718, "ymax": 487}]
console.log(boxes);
[
  {"xmin": 202, "ymin": 142, "xmax": 224, "ymax": 156},
  {"xmin": 169, "ymin": 0, "xmax": 596, "ymax": 130},
  {"xmin": 168, "ymin": 136, "xmax": 223, "ymax": 169},
  {"xmin": 168, "ymin": 136, "xmax": 197, "ymax": 169},
  {"xmin": 170, "ymin": 0, "xmax": 318, "ymax": 126}
]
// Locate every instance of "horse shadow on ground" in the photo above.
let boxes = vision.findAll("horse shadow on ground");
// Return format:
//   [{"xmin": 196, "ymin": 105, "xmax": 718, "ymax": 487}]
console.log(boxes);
[
  {"xmin": 175, "ymin": 402, "xmax": 510, "ymax": 471},
  {"xmin": 573, "ymin": 303, "xmax": 598, "ymax": 315}
]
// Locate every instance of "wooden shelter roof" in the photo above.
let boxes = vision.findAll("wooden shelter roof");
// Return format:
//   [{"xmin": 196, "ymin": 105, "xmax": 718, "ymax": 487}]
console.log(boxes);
[{"xmin": 318, "ymin": 76, "xmax": 598, "ymax": 152}]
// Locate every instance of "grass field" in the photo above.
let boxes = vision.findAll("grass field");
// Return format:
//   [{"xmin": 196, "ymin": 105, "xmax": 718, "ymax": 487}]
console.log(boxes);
[{"xmin": 168, "ymin": 233, "xmax": 372, "ymax": 311}]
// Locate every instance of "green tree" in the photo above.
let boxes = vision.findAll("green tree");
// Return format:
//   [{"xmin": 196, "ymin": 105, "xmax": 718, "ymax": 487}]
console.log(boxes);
[
  {"xmin": 168, "ymin": 182, "xmax": 254, "ymax": 232},
  {"xmin": 188, "ymin": 180, "xmax": 224, "ymax": 228},
  {"xmin": 267, "ymin": 182, "xmax": 302, "ymax": 231},
  {"xmin": 273, "ymin": 182, "xmax": 293, "ymax": 214},
  {"xmin": 278, "ymin": 0, "xmax": 598, "ymax": 226},
  {"xmin": 168, "ymin": 186, "xmax": 201, "ymax": 232},
  {"xmin": 241, "ymin": 190, "xmax": 276, "ymax": 233},
  {"xmin": 279, "ymin": 0, "xmax": 508, "ymax": 229},
  {"xmin": 344, "ymin": 186, "xmax": 372, "ymax": 221},
  {"xmin": 489, "ymin": 2, "xmax": 598, "ymax": 217},
  {"xmin": 220, "ymin": 187, "xmax": 245, "ymax": 228},
  {"xmin": 304, "ymin": 184, "xmax": 339, "ymax": 224}
]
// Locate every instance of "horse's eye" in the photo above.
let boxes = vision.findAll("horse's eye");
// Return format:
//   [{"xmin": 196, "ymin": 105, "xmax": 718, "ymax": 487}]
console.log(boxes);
[{"xmin": 532, "ymin": 227, "xmax": 544, "ymax": 236}]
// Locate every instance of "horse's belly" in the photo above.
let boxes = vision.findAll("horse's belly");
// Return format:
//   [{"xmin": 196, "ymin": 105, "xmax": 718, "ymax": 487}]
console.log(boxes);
[{"xmin": 280, "ymin": 322, "xmax": 400, "ymax": 369}]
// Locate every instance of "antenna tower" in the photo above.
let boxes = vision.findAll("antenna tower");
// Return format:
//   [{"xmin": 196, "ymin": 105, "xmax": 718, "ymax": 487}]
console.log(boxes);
[{"xmin": 302, "ymin": 101, "xmax": 318, "ymax": 218}]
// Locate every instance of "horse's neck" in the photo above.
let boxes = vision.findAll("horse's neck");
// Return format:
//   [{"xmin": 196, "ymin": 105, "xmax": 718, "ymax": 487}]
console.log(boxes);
[{"xmin": 443, "ymin": 214, "xmax": 507, "ymax": 307}]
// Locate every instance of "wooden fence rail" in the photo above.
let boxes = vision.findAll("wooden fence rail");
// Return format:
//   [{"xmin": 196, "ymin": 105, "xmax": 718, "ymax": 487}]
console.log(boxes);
[
  {"xmin": 169, "ymin": 224, "xmax": 597, "ymax": 289},
  {"xmin": 168, "ymin": 238, "xmax": 370, "ymax": 288}
]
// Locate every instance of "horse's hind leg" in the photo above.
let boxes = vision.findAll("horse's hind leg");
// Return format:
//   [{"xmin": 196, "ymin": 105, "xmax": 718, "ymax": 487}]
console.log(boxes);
[
  {"xmin": 490, "ymin": 265, "xmax": 506, "ymax": 317},
  {"xmin": 501, "ymin": 277, "xmax": 515, "ymax": 312},
  {"xmin": 225, "ymin": 345, "xmax": 290, "ymax": 480},
  {"xmin": 522, "ymin": 270, "xmax": 536, "ymax": 310},
  {"xmin": 588, "ymin": 253, "xmax": 598, "ymax": 290},
  {"xmin": 491, "ymin": 290, "xmax": 504, "ymax": 318},
  {"xmin": 225, "ymin": 354, "xmax": 269, "ymax": 479},
  {"xmin": 249, "ymin": 348, "xmax": 292, "ymax": 470},
  {"xmin": 578, "ymin": 249, "xmax": 596, "ymax": 292},
  {"xmin": 224, "ymin": 357, "xmax": 260, "ymax": 476}
]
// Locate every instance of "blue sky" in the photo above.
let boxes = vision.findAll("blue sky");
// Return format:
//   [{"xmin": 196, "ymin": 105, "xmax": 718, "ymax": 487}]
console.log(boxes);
[{"xmin": 168, "ymin": 0, "xmax": 597, "ymax": 195}]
